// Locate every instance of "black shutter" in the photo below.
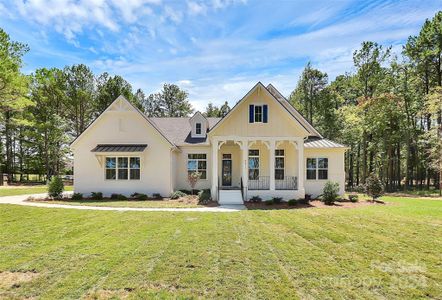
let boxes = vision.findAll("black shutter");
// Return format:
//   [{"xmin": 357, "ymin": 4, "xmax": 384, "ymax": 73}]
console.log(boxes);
[
  {"xmin": 263, "ymin": 105, "xmax": 268, "ymax": 123},
  {"xmin": 249, "ymin": 105, "xmax": 254, "ymax": 123}
]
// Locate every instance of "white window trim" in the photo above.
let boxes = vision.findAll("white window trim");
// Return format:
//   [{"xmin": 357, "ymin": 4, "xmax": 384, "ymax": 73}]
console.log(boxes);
[
  {"xmin": 195, "ymin": 122, "xmax": 202, "ymax": 135},
  {"xmin": 248, "ymin": 149, "xmax": 260, "ymax": 180},
  {"xmin": 187, "ymin": 153, "xmax": 208, "ymax": 180},
  {"xmin": 275, "ymin": 149, "xmax": 285, "ymax": 180},
  {"xmin": 104, "ymin": 156, "xmax": 141, "ymax": 181},
  {"xmin": 306, "ymin": 157, "xmax": 329, "ymax": 181},
  {"xmin": 254, "ymin": 105, "xmax": 263, "ymax": 123}
]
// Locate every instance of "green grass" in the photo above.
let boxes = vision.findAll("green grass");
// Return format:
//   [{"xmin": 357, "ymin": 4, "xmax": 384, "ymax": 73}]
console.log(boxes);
[
  {"xmin": 0, "ymin": 185, "xmax": 73, "ymax": 197},
  {"xmin": 41, "ymin": 199, "xmax": 202, "ymax": 208},
  {"xmin": 0, "ymin": 196, "xmax": 441, "ymax": 299}
]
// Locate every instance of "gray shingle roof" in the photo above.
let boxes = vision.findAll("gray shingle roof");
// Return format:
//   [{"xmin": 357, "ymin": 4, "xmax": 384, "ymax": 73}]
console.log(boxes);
[
  {"xmin": 91, "ymin": 144, "xmax": 147, "ymax": 152},
  {"xmin": 149, "ymin": 117, "xmax": 221, "ymax": 146},
  {"xmin": 304, "ymin": 137, "xmax": 347, "ymax": 149}
]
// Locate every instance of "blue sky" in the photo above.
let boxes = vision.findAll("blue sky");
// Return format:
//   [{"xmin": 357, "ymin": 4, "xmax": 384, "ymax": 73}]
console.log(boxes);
[{"xmin": 1, "ymin": 0, "xmax": 441, "ymax": 110}]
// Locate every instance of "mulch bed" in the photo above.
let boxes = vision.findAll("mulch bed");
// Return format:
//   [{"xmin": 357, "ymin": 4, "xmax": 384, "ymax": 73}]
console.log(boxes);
[
  {"xmin": 245, "ymin": 200, "xmax": 385, "ymax": 210},
  {"xmin": 27, "ymin": 195, "xmax": 219, "ymax": 207}
]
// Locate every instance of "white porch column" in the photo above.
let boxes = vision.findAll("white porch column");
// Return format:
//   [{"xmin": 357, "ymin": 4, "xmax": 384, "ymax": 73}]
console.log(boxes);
[
  {"xmin": 211, "ymin": 138, "xmax": 219, "ymax": 200},
  {"xmin": 296, "ymin": 137, "xmax": 305, "ymax": 196},
  {"xmin": 242, "ymin": 139, "xmax": 248, "ymax": 190},
  {"xmin": 269, "ymin": 140, "xmax": 275, "ymax": 191}
]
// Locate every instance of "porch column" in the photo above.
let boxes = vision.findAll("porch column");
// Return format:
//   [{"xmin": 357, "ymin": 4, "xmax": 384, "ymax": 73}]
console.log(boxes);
[
  {"xmin": 211, "ymin": 138, "xmax": 219, "ymax": 200},
  {"xmin": 297, "ymin": 137, "xmax": 305, "ymax": 196},
  {"xmin": 242, "ymin": 139, "xmax": 248, "ymax": 189},
  {"xmin": 269, "ymin": 140, "xmax": 275, "ymax": 190}
]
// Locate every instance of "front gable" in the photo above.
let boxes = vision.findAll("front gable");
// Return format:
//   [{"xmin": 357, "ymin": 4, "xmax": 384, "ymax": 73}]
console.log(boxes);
[
  {"xmin": 208, "ymin": 82, "xmax": 311, "ymax": 138},
  {"xmin": 70, "ymin": 96, "xmax": 175, "ymax": 150}
]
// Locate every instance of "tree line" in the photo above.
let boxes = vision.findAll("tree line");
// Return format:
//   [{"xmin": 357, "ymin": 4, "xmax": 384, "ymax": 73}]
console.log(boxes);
[
  {"xmin": 0, "ymin": 27, "xmax": 232, "ymax": 183},
  {"xmin": 290, "ymin": 11, "xmax": 442, "ymax": 193}
]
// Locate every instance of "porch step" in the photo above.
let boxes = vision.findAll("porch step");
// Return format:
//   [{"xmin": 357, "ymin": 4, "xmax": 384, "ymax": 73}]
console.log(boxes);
[{"xmin": 219, "ymin": 190, "xmax": 243, "ymax": 205}]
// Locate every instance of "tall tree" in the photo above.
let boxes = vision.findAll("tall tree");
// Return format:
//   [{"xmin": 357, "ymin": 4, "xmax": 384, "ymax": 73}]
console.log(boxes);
[
  {"xmin": 289, "ymin": 62, "xmax": 328, "ymax": 125},
  {"xmin": 0, "ymin": 28, "xmax": 32, "ymax": 183},
  {"xmin": 204, "ymin": 102, "xmax": 220, "ymax": 117},
  {"xmin": 95, "ymin": 72, "xmax": 140, "ymax": 115},
  {"xmin": 148, "ymin": 84, "xmax": 193, "ymax": 117},
  {"xmin": 64, "ymin": 64, "xmax": 95, "ymax": 137},
  {"xmin": 28, "ymin": 68, "xmax": 69, "ymax": 179}
]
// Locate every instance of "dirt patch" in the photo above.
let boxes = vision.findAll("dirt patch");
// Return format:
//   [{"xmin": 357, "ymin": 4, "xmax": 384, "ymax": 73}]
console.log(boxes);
[
  {"xmin": 83, "ymin": 289, "xmax": 131, "ymax": 300},
  {"xmin": 0, "ymin": 271, "xmax": 39, "ymax": 289},
  {"xmin": 245, "ymin": 200, "xmax": 384, "ymax": 210}
]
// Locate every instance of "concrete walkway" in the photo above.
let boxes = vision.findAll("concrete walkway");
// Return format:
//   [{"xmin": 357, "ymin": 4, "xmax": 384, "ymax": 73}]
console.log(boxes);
[{"xmin": 0, "ymin": 192, "xmax": 246, "ymax": 212}]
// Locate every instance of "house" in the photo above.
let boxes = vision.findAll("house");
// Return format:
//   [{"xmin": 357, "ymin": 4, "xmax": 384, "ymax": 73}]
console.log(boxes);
[{"xmin": 70, "ymin": 82, "xmax": 347, "ymax": 204}]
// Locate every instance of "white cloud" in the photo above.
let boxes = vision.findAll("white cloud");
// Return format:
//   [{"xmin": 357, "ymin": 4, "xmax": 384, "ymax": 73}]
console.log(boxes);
[
  {"xmin": 163, "ymin": 6, "xmax": 183, "ymax": 23},
  {"xmin": 187, "ymin": 1, "xmax": 207, "ymax": 16}
]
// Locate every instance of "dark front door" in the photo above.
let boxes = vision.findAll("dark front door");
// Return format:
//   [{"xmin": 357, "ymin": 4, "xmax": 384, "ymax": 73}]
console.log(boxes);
[{"xmin": 222, "ymin": 158, "xmax": 232, "ymax": 186}]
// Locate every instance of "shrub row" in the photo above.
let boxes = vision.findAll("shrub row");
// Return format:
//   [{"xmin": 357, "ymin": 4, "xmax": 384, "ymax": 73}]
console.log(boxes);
[{"xmin": 70, "ymin": 192, "xmax": 163, "ymax": 201}]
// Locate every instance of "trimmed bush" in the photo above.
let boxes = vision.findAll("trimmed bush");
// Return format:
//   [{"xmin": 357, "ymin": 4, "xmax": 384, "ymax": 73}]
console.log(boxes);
[
  {"xmin": 365, "ymin": 173, "xmax": 384, "ymax": 201},
  {"xmin": 348, "ymin": 194, "xmax": 359, "ymax": 203},
  {"xmin": 298, "ymin": 197, "xmax": 309, "ymax": 204},
  {"xmin": 249, "ymin": 196, "xmax": 262, "ymax": 203},
  {"xmin": 272, "ymin": 197, "xmax": 283, "ymax": 204},
  {"xmin": 71, "ymin": 193, "xmax": 83, "ymax": 200},
  {"xmin": 110, "ymin": 193, "xmax": 119, "ymax": 200},
  {"xmin": 288, "ymin": 199, "xmax": 297, "ymax": 206},
  {"xmin": 134, "ymin": 193, "xmax": 148, "ymax": 200},
  {"xmin": 179, "ymin": 189, "xmax": 192, "ymax": 195},
  {"xmin": 117, "ymin": 194, "xmax": 128, "ymax": 200},
  {"xmin": 198, "ymin": 189, "xmax": 211, "ymax": 204},
  {"xmin": 48, "ymin": 176, "xmax": 64, "ymax": 199},
  {"xmin": 322, "ymin": 181, "xmax": 340, "ymax": 205},
  {"xmin": 265, "ymin": 199, "xmax": 274, "ymax": 205},
  {"xmin": 170, "ymin": 191, "xmax": 187, "ymax": 199},
  {"xmin": 91, "ymin": 192, "xmax": 103, "ymax": 200},
  {"xmin": 151, "ymin": 193, "xmax": 163, "ymax": 200}
]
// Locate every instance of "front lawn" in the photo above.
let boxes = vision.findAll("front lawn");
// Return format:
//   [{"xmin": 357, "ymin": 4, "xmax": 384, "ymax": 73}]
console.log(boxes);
[
  {"xmin": 0, "ymin": 196, "xmax": 441, "ymax": 299},
  {"xmin": 0, "ymin": 185, "xmax": 73, "ymax": 197}
]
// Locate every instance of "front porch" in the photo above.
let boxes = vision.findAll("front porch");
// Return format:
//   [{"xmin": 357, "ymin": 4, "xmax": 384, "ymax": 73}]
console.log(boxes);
[{"xmin": 211, "ymin": 137, "xmax": 305, "ymax": 202}]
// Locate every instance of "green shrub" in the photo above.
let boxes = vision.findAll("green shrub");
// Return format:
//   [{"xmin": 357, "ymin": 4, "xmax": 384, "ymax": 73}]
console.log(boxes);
[
  {"xmin": 365, "ymin": 173, "xmax": 384, "ymax": 201},
  {"xmin": 91, "ymin": 192, "xmax": 103, "ymax": 200},
  {"xmin": 249, "ymin": 196, "xmax": 262, "ymax": 203},
  {"xmin": 170, "ymin": 191, "xmax": 187, "ymax": 199},
  {"xmin": 288, "ymin": 199, "xmax": 297, "ymax": 206},
  {"xmin": 48, "ymin": 176, "xmax": 64, "ymax": 199},
  {"xmin": 179, "ymin": 189, "xmax": 192, "ymax": 195},
  {"xmin": 298, "ymin": 197, "xmax": 309, "ymax": 204},
  {"xmin": 198, "ymin": 189, "xmax": 211, "ymax": 204},
  {"xmin": 71, "ymin": 193, "xmax": 83, "ymax": 200},
  {"xmin": 348, "ymin": 194, "xmax": 359, "ymax": 203},
  {"xmin": 265, "ymin": 199, "xmax": 274, "ymax": 205},
  {"xmin": 322, "ymin": 181, "xmax": 340, "ymax": 205},
  {"xmin": 110, "ymin": 193, "xmax": 119, "ymax": 200},
  {"xmin": 117, "ymin": 194, "xmax": 128, "ymax": 200},
  {"xmin": 272, "ymin": 197, "xmax": 283, "ymax": 204},
  {"xmin": 151, "ymin": 193, "xmax": 163, "ymax": 200},
  {"xmin": 135, "ymin": 193, "xmax": 148, "ymax": 200}
]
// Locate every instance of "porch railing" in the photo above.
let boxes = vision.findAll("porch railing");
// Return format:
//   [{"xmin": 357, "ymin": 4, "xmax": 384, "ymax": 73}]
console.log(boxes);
[
  {"xmin": 275, "ymin": 176, "xmax": 298, "ymax": 190},
  {"xmin": 248, "ymin": 176, "xmax": 270, "ymax": 190},
  {"xmin": 248, "ymin": 176, "xmax": 298, "ymax": 190}
]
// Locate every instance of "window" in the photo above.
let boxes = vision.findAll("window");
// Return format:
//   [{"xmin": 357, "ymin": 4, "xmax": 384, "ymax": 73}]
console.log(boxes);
[
  {"xmin": 188, "ymin": 153, "xmax": 207, "ymax": 179},
  {"xmin": 105, "ymin": 156, "xmax": 140, "ymax": 180},
  {"xmin": 130, "ymin": 157, "xmax": 140, "ymax": 180},
  {"xmin": 254, "ymin": 105, "xmax": 263, "ymax": 122},
  {"xmin": 105, "ymin": 157, "xmax": 116, "ymax": 180},
  {"xmin": 275, "ymin": 149, "xmax": 284, "ymax": 180},
  {"xmin": 306, "ymin": 158, "xmax": 328, "ymax": 180},
  {"xmin": 248, "ymin": 149, "xmax": 259, "ymax": 180},
  {"xmin": 196, "ymin": 123, "xmax": 202, "ymax": 135}
]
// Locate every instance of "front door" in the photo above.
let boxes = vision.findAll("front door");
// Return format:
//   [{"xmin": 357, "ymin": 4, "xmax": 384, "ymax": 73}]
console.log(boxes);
[{"xmin": 222, "ymin": 154, "xmax": 232, "ymax": 186}]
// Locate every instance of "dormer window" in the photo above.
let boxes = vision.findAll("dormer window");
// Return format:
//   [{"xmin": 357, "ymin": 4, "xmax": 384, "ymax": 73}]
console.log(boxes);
[
  {"xmin": 254, "ymin": 106, "xmax": 263, "ymax": 122},
  {"xmin": 196, "ymin": 123, "xmax": 202, "ymax": 135},
  {"xmin": 249, "ymin": 104, "xmax": 268, "ymax": 123},
  {"xmin": 189, "ymin": 111, "xmax": 208, "ymax": 138}
]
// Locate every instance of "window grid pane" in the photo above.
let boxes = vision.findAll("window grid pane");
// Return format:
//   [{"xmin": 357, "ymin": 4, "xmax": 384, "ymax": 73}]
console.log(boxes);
[
  {"xmin": 106, "ymin": 156, "xmax": 140, "ymax": 180},
  {"xmin": 187, "ymin": 153, "xmax": 207, "ymax": 180}
]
